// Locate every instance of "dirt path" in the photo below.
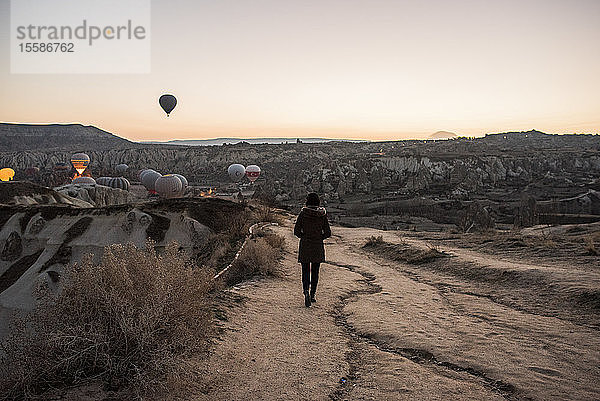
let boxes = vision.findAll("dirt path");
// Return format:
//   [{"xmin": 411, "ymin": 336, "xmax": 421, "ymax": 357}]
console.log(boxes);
[{"xmin": 194, "ymin": 221, "xmax": 600, "ymax": 401}]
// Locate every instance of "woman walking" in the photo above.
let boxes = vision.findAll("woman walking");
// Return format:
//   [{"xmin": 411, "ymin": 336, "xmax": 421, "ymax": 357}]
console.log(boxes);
[{"xmin": 294, "ymin": 193, "xmax": 331, "ymax": 307}]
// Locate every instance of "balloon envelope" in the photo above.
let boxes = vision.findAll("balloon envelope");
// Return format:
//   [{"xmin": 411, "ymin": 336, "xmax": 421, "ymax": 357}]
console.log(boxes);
[
  {"xmin": 159, "ymin": 94, "xmax": 177, "ymax": 116},
  {"xmin": 139, "ymin": 169, "xmax": 157, "ymax": 181},
  {"xmin": 115, "ymin": 164, "xmax": 128, "ymax": 174},
  {"xmin": 109, "ymin": 177, "xmax": 130, "ymax": 191},
  {"xmin": 155, "ymin": 175, "xmax": 183, "ymax": 198},
  {"xmin": 172, "ymin": 174, "xmax": 187, "ymax": 187},
  {"xmin": 70, "ymin": 153, "xmax": 90, "ymax": 175},
  {"xmin": 96, "ymin": 177, "xmax": 112, "ymax": 186},
  {"xmin": 245, "ymin": 165, "xmax": 261, "ymax": 182},
  {"xmin": 72, "ymin": 176, "xmax": 96, "ymax": 185},
  {"xmin": 228, "ymin": 164, "xmax": 246, "ymax": 182},
  {"xmin": 0, "ymin": 168, "xmax": 15, "ymax": 182},
  {"xmin": 173, "ymin": 174, "xmax": 188, "ymax": 195},
  {"xmin": 141, "ymin": 170, "xmax": 162, "ymax": 192}
]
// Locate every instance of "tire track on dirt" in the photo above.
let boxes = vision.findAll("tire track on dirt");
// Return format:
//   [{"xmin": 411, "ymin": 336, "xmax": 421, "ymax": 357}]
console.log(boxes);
[{"xmin": 325, "ymin": 260, "xmax": 523, "ymax": 401}]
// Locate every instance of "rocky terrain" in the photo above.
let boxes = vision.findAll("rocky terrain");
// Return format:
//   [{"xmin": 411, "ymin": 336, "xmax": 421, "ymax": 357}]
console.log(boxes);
[
  {"xmin": 0, "ymin": 196, "xmax": 246, "ymax": 338},
  {"xmin": 0, "ymin": 124, "xmax": 599, "ymax": 400},
  {"xmin": 2, "ymin": 125, "xmax": 600, "ymax": 230},
  {"xmin": 53, "ymin": 183, "xmax": 136, "ymax": 207}
]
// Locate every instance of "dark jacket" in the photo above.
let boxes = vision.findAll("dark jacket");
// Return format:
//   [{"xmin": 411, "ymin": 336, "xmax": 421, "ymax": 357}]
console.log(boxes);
[{"xmin": 294, "ymin": 206, "xmax": 332, "ymax": 263}]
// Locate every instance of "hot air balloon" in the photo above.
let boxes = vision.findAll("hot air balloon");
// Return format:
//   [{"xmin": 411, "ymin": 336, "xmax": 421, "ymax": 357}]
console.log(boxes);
[
  {"xmin": 159, "ymin": 94, "xmax": 177, "ymax": 116},
  {"xmin": 155, "ymin": 175, "xmax": 183, "ymax": 198},
  {"xmin": 139, "ymin": 169, "xmax": 152, "ymax": 181},
  {"xmin": 115, "ymin": 164, "xmax": 128, "ymax": 174},
  {"xmin": 141, "ymin": 170, "xmax": 162, "ymax": 192},
  {"xmin": 72, "ymin": 176, "xmax": 96, "ymax": 185},
  {"xmin": 96, "ymin": 177, "xmax": 112, "ymax": 186},
  {"xmin": 70, "ymin": 153, "xmax": 90, "ymax": 175},
  {"xmin": 139, "ymin": 169, "xmax": 157, "ymax": 184},
  {"xmin": 108, "ymin": 177, "xmax": 130, "ymax": 191},
  {"xmin": 173, "ymin": 174, "xmax": 188, "ymax": 196},
  {"xmin": 0, "ymin": 168, "xmax": 15, "ymax": 182},
  {"xmin": 245, "ymin": 165, "xmax": 261, "ymax": 183},
  {"xmin": 228, "ymin": 164, "xmax": 246, "ymax": 182}
]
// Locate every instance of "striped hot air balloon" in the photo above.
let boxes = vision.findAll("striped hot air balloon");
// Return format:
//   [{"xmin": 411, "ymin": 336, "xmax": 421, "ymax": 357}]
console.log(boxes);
[
  {"xmin": 173, "ymin": 174, "xmax": 188, "ymax": 196},
  {"xmin": 96, "ymin": 177, "xmax": 112, "ymax": 186},
  {"xmin": 72, "ymin": 176, "xmax": 96, "ymax": 185},
  {"xmin": 109, "ymin": 177, "xmax": 130, "ymax": 191},
  {"xmin": 155, "ymin": 175, "xmax": 182, "ymax": 198},
  {"xmin": 245, "ymin": 165, "xmax": 261, "ymax": 183},
  {"xmin": 70, "ymin": 153, "xmax": 90, "ymax": 175}
]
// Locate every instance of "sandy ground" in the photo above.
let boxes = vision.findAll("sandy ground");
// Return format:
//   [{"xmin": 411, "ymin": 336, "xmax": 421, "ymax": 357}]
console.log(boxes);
[{"xmin": 193, "ymin": 219, "xmax": 600, "ymax": 400}]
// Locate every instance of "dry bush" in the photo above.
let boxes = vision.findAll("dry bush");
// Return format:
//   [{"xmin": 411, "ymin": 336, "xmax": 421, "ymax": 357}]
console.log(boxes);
[
  {"xmin": 221, "ymin": 209, "xmax": 253, "ymax": 237},
  {"xmin": 252, "ymin": 226, "xmax": 286, "ymax": 250},
  {"xmin": 365, "ymin": 235, "xmax": 384, "ymax": 246},
  {"xmin": 0, "ymin": 241, "xmax": 213, "ymax": 400},
  {"xmin": 251, "ymin": 204, "xmax": 285, "ymax": 225},
  {"xmin": 262, "ymin": 232, "xmax": 285, "ymax": 249},
  {"xmin": 225, "ymin": 236, "xmax": 283, "ymax": 286},
  {"xmin": 195, "ymin": 232, "xmax": 234, "ymax": 271},
  {"xmin": 363, "ymin": 237, "xmax": 447, "ymax": 264},
  {"xmin": 584, "ymin": 235, "xmax": 599, "ymax": 256},
  {"xmin": 457, "ymin": 202, "xmax": 494, "ymax": 233}
]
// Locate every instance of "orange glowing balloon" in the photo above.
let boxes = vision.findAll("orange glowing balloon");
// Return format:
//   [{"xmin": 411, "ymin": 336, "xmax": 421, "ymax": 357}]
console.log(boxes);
[
  {"xmin": 0, "ymin": 168, "xmax": 15, "ymax": 182},
  {"xmin": 70, "ymin": 153, "xmax": 90, "ymax": 175}
]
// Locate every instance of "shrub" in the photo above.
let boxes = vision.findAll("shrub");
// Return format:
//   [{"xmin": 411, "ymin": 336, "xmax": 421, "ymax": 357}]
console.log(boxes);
[
  {"xmin": 224, "ymin": 235, "xmax": 284, "ymax": 286},
  {"xmin": 457, "ymin": 202, "xmax": 495, "ymax": 233},
  {"xmin": 252, "ymin": 225, "xmax": 286, "ymax": 250},
  {"xmin": 584, "ymin": 235, "xmax": 599, "ymax": 256},
  {"xmin": 0, "ymin": 241, "xmax": 213, "ymax": 400},
  {"xmin": 251, "ymin": 203, "xmax": 285, "ymax": 225},
  {"xmin": 263, "ymin": 232, "xmax": 285, "ymax": 249},
  {"xmin": 365, "ymin": 235, "xmax": 384, "ymax": 246}
]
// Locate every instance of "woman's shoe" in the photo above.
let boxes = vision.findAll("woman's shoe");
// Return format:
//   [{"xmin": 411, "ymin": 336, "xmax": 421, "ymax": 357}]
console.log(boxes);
[{"xmin": 304, "ymin": 292, "xmax": 311, "ymax": 307}]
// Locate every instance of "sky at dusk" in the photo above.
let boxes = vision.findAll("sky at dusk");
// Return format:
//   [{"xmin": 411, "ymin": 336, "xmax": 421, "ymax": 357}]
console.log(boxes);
[{"xmin": 1, "ymin": 0, "xmax": 599, "ymax": 142}]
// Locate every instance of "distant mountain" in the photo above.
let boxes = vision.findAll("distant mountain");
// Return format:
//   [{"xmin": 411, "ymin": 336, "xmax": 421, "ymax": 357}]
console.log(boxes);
[
  {"xmin": 0, "ymin": 123, "xmax": 136, "ymax": 152},
  {"xmin": 484, "ymin": 129, "xmax": 549, "ymax": 139},
  {"xmin": 142, "ymin": 138, "xmax": 368, "ymax": 146},
  {"xmin": 429, "ymin": 131, "xmax": 458, "ymax": 139}
]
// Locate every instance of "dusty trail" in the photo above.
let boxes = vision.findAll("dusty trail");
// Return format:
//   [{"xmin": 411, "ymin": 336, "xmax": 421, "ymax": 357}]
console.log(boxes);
[{"xmin": 194, "ymin": 221, "xmax": 600, "ymax": 401}]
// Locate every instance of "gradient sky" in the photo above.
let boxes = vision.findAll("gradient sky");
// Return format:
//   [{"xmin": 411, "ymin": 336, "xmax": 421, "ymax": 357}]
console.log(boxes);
[{"xmin": 1, "ymin": 0, "xmax": 599, "ymax": 141}]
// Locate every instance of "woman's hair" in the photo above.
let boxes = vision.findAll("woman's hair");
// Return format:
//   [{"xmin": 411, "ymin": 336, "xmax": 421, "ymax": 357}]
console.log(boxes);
[{"xmin": 306, "ymin": 192, "xmax": 320, "ymax": 206}]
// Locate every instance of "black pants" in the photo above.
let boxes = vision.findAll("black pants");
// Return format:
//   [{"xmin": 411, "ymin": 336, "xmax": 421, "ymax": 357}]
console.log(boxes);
[{"xmin": 301, "ymin": 262, "xmax": 320, "ymax": 294}]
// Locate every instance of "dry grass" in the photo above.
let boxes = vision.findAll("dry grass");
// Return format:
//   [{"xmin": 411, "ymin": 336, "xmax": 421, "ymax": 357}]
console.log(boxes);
[
  {"xmin": 251, "ymin": 203, "xmax": 285, "ymax": 225},
  {"xmin": 365, "ymin": 235, "xmax": 385, "ymax": 247},
  {"xmin": 224, "ymin": 233, "xmax": 285, "ymax": 286},
  {"xmin": 195, "ymin": 205, "xmax": 284, "ymax": 273},
  {"xmin": 363, "ymin": 236, "xmax": 448, "ymax": 264},
  {"xmin": 584, "ymin": 235, "xmax": 599, "ymax": 256},
  {"xmin": 0, "ymin": 241, "xmax": 213, "ymax": 400}
]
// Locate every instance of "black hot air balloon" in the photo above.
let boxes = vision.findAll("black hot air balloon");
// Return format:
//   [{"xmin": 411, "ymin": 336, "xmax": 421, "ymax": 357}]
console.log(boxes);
[{"xmin": 159, "ymin": 94, "xmax": 177, "ymax": 116}]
